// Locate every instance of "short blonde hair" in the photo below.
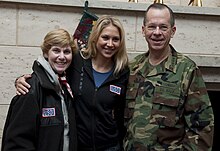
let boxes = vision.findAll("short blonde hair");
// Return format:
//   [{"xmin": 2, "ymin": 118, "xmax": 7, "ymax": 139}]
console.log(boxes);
[
  {"xmin": 41, "ymin": 28, "xmax": 76, "ymax": 55},
  {"xmin": 82, "ymin": 15, "xmax": 128, "ymax": 75}
]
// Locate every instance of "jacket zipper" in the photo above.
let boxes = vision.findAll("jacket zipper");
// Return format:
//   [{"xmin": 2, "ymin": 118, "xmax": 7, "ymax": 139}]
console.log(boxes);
[{"xmin": 92, "ymin": 87, "xmax": 98, "ymax": 150}]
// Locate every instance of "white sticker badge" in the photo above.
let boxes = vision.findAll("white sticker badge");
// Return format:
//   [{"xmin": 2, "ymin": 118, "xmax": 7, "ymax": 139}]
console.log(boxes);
[
  {"xmin": 42, "ymin": 108, "xmax": 55, "ymax": 117},
  {"xmin": 110, "ymin": 85, "xmax": 121, "ymax": 95}
]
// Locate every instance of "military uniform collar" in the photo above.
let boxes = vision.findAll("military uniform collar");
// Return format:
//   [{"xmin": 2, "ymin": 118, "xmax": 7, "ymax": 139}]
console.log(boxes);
[
  {"xmin": 164, "ymin": 44, "xmax": 178, "ymax": 73},
  {"xmin": 129, "ymin": 44, "xmax": 178, "ymax": 78}
]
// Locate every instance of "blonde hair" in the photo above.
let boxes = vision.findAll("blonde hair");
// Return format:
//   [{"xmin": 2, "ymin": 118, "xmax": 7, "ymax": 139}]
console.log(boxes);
[
  {"xmin": 81, "ymin": 15, "xmax": 128, "ymax": 75},
  {"xmin": 41, "ymin": 28, "xmax": 76, "ymax": 55}
]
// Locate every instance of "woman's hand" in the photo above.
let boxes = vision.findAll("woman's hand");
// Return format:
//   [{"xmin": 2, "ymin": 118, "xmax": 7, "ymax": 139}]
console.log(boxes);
[{"xmin": 15, "ymin": 74, "xmax": 32, "ymax": 95}]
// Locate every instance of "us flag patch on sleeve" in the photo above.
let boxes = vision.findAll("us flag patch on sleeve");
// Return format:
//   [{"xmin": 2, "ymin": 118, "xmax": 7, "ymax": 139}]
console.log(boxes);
[
  {"xmin": 110, "ymin": 85, "xmax": 121, "ymax": 95},
  {"xmin": 42, "ymin": 108, "xmax": 55, "ymax": 117}
]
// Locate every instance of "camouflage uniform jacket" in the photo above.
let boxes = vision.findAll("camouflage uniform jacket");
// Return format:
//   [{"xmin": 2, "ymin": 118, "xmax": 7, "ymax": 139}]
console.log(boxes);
[{"xmin": 124, "ymin": 45, "xmax": 214, "ymax": 151}]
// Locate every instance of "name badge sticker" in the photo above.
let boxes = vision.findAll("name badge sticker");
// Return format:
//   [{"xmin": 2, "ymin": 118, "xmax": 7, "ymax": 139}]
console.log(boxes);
[
  {"xmin": 110, "ymin": 85, "xmax": 121, "ymax": 95},
  {"xmin": 42, "ymin": 108, "xmax": 55, "ymax": 117}
]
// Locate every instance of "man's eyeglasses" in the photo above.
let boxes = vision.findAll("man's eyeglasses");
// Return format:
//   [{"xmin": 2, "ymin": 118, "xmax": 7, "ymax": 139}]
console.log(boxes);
[{"xmin": 145, "ymin": 24, "xmax": 170, "ymax": 32}]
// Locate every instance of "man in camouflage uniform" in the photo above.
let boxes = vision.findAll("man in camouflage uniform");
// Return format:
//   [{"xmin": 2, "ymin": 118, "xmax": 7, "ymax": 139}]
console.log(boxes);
[{"xmin": 124, "ymin": 3, "xmax": 214, "ymax": 151}]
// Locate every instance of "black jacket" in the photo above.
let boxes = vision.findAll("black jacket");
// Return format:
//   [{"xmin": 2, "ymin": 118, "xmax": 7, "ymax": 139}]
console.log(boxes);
[
  {"xmin": 67, "ymin": 52, "xmax": 129, "ymax": 151},
  {"xmin": 1, "ymin": 61, "xmax": 77, "ymax": 151}
]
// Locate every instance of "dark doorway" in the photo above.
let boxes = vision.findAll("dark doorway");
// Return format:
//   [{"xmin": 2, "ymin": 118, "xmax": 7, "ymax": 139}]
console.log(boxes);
[{"xmin": 208, "ymin": 91, "xmax": 218, "ymax": 151}]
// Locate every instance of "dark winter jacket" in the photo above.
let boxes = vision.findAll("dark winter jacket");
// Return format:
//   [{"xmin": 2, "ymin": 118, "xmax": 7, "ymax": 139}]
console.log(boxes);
[
  {"xmin": 1, "ymin": 58, "xmax": 77, "ymax": 151},
  {"xmin": 67, "ymin": 52, "xmax": 129, "ymax": 151}
]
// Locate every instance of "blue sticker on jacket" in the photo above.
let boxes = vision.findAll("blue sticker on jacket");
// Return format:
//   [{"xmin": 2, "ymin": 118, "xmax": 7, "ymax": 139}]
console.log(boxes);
[
  {"xmin": 42, "ymin": 108, "xmax": 55, "ymax": 117},
  {"xmin": 110, "ymin": 85, "xmax": 121, "ymax": 95}
]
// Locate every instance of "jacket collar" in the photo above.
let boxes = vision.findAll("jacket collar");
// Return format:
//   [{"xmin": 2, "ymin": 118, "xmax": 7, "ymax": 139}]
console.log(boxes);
[
  {"xmin": 32, "ymin": 57, "xmax": 60, "ymax": 92},
  {"xmin": 83, "ymin": 57, "xmax": 129, "ymax": 83},
  {"xmin": 129, "ymin": 44, "xmax": 178, "ymax": 78}
]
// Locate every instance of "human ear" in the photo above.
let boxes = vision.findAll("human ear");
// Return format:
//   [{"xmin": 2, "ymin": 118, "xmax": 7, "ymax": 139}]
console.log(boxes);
[
  {"xmin": 142, "ymin": 25, "xmax": 145, "ymax": 37},
  {"xmin": 43, "ymin": 53, "xmax": 48, "ymax": 58},
  {"xmin": 171, "ymin": 26, "xmax": 176, "ymax": 38}
]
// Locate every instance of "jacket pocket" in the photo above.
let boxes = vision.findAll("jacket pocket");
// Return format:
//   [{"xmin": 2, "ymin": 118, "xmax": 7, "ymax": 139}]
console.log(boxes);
[
  {"xmin": 150, "ymin": 84, "xmax": 181, "ymax": 127},
  {"xmin": 40, "ymin": 117, "xmax": 62, "ymax": 127}
]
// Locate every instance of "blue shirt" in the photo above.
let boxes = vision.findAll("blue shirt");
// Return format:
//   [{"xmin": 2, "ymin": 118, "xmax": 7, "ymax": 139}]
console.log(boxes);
[{"xmin": 93, "ymin": 69, "xmax": 112, "ymax": 87}]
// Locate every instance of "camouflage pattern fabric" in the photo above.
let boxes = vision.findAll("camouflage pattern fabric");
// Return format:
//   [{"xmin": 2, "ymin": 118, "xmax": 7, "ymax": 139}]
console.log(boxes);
[{"xmin": 124, "ymin": 45, "xmax": 214, "ymax": 151}]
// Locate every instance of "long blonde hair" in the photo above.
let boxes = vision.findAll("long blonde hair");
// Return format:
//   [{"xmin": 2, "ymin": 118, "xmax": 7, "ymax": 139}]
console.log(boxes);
[{"xmin": 81, "ymin": 15, "xmax": 128, "ymax": 75}]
